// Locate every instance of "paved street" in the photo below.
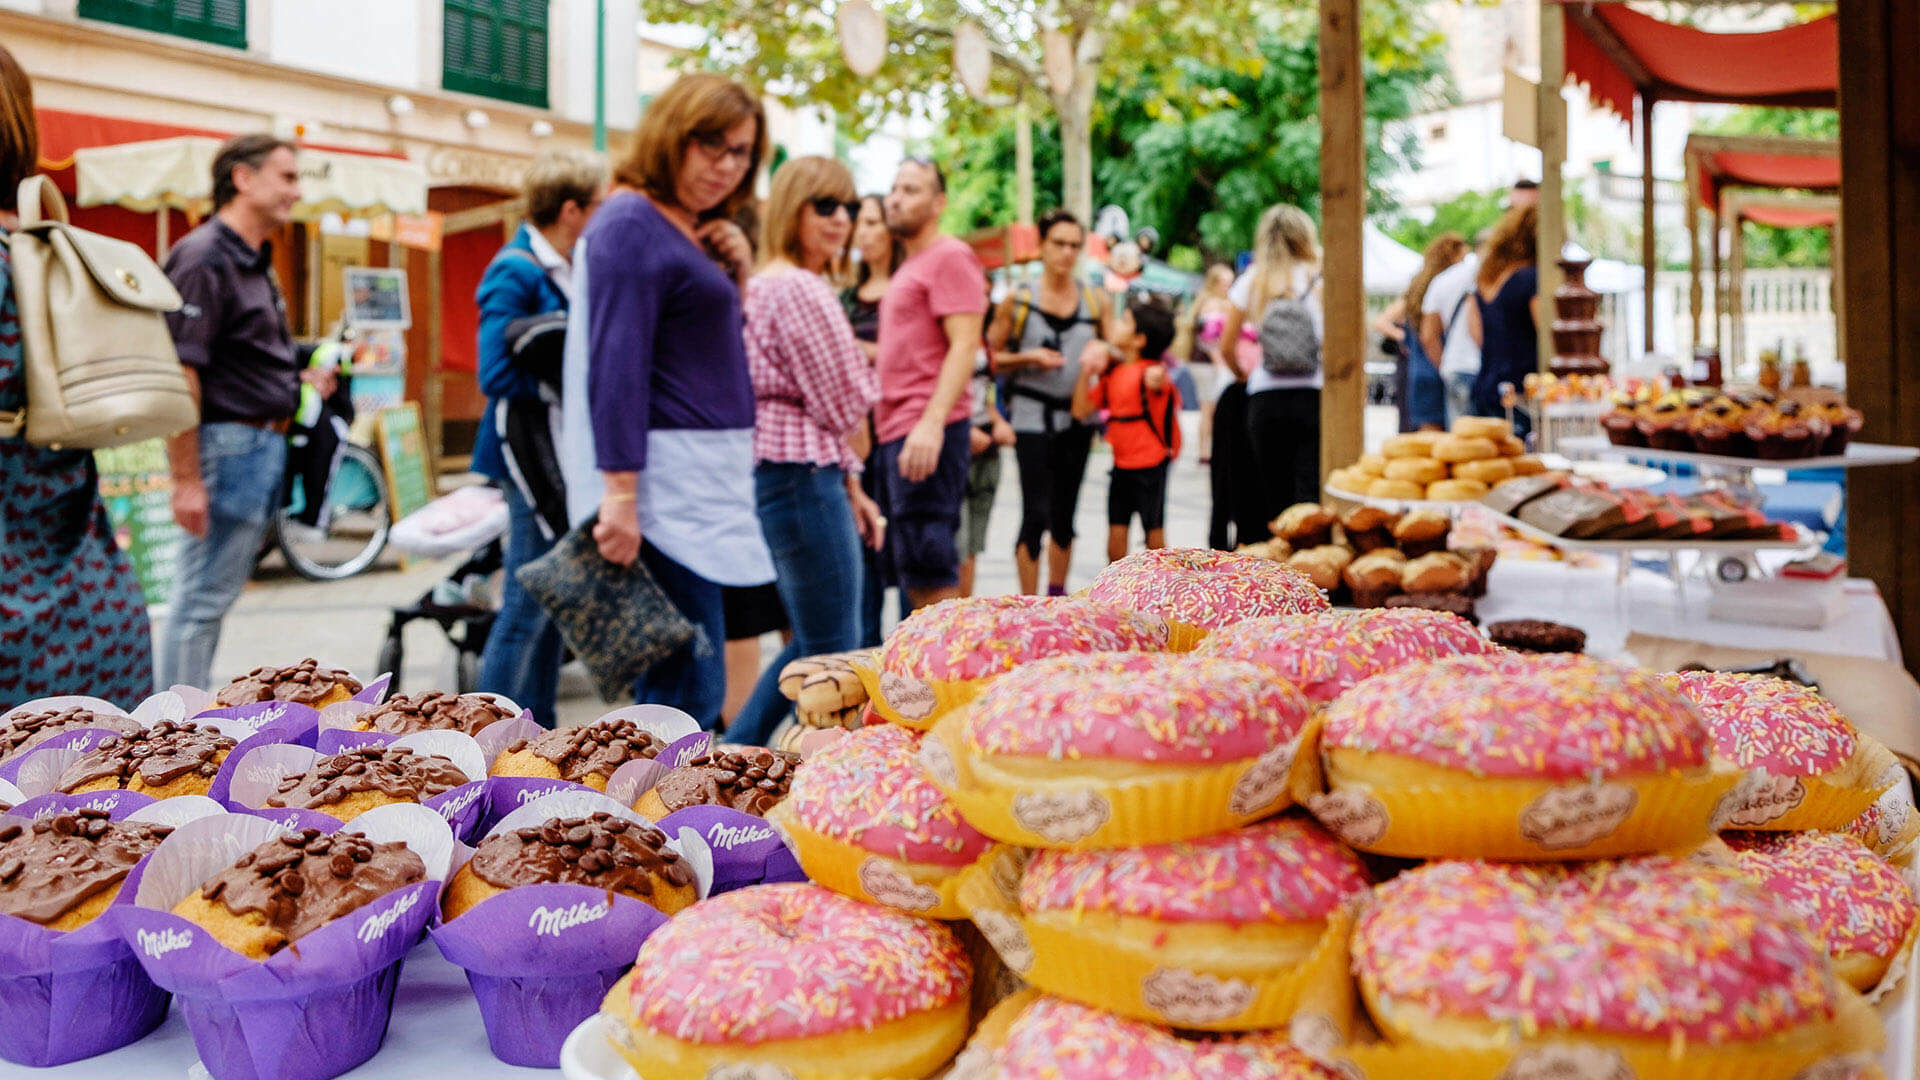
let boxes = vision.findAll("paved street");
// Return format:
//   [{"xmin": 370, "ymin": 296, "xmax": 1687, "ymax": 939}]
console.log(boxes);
[{"xmin": 163, "ymin": 408, "xmax": 1394, "ymax": 727}]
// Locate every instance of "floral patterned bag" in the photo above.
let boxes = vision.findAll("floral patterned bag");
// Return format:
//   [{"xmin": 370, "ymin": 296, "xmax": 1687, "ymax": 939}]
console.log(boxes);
[{"xmin": 514, "ymin": 514, "xmax": 694, "ymax": 702}]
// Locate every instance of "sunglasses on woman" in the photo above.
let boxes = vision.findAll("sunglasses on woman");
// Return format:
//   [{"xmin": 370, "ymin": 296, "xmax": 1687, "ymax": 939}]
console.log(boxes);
[{"xmin": 808, "ymin": 196, "xmax": 861, "ymax": 220}]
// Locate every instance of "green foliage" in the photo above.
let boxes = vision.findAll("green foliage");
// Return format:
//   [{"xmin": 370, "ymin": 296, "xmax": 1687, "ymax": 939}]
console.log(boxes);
[
  {"xmin": 1694, "ymin": 105, "xmax": 1838, "ymax": 268},
  {"xmin": 1382, "ymin": 188, "xmax": 1507, "ymax": 255}
]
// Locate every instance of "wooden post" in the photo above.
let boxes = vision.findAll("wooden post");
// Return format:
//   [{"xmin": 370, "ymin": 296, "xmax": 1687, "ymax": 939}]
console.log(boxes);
[
  {"xmin": 1710, "ymin": 206, "xmax": 1724, "ymax": 349},
  {"xmin": 1318, "ymin": 0, "xmax": 1365, "ymax": 476},
  {"xmin": 1015, "ymin": 101, "xmax": 1035, "ymax": 226},
  {"xmin": 424, "ymin": 246, "xmax": 444, "ymax": 483},
  {"xmin": 1536, "ymin": 1, "xmax": 1568, "ymax": 372},
  {"xmin": 1642, "ymin": 94, "xmax": 1659, "ymax": 356},
  {"xmin": 1840, "ymin": 0, "xmax": 1920, "ymax": 672},
  {"xmin": 1729, "ymin": 210, "xmax": 1746, "ymax": 374},
  {"xmin": 1686, "ymin": 147, "xmax": 1702, "ymax": 353}
]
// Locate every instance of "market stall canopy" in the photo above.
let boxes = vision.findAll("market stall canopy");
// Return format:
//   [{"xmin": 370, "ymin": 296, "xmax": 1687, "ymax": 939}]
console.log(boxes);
[
  {"xmin": 1688, "ymin": 135, "xmax": 1840, "ymax": 216},
  {"xmin": 1363, "ymin": 222, "xmax": 1424, "ymax": 295},
  {"xmin": 1561, "ymin": 2, "xmax": 1838, "ymax": 122},
  {"xmin": 74, "ymin": 136, "xmax": 427, "ymax": 219}
]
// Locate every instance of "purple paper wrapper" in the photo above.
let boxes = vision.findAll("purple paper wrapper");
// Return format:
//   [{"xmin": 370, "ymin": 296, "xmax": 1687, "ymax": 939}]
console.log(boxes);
[
  {"xmin": 430, "ymin": 789, "xmax": 714, "ymax": 1067},
  {"xmin": 194, "ymin": 701, "xmax": 322, "ymax": 750},
  {"xmin": 0, "ymin": 695, "xmax": 134, "ymax": 785},
  {"xmin": 0, "ymin": 792, "xmax": 222, "ymax": 1065},
  {"xmin": 476, "ymin": 709, "xmax": 709, "ymax": 834},
  {"xmin": 659, "ymin": 805, "xmax": 807, "ymax": 895},
  {"xmin": 313, "ymin": 700, "xmax": 536, "ymax": 762},
  {"xmin": 223, "ymin": 732, "xmax": 491, "ymax": 842},
  {"xmin": 8, "ymin": 713, "xmax": 273, "ymax": 801},
  {"xmin": 111, "ymin": 805, "xmax": 454, "ymax": 1080}
]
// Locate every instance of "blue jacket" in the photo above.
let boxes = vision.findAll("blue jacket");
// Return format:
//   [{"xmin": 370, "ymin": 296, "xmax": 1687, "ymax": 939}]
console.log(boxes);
[{"xmin": 472, "ymin": 225, "xmax": 568, "ymax": 482}]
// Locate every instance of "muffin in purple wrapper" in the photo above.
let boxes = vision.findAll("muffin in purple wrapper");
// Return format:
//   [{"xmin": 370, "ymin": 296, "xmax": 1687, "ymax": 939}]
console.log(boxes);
[
  {"xmin": 0, "ymin": 792, "xmax": 222, "ymax": 1065},
  {"xmin": 224, "ymin": 732, "xmax": 492, "ymax": 842},
  {"xmin": 314, "ymin": 691, "xmax": 527, "ymax": 758},
  {"xmin": 480, "ymin": 706, "xmax": 710, "ymax": 833},
  {"xmin": 432, "ymin": 790, "xmax": 713, "ymax": 1067},
  {"xmin": 110, "ymin": 804, "xmax": 453, "ymax": 1080},
  {"xmin": 0, "ymin": 696, "xmax": 145, "ymax": 785},
  {"xmin": 659, "ymin": 805, "xmax": 807, "ymax": 896}
]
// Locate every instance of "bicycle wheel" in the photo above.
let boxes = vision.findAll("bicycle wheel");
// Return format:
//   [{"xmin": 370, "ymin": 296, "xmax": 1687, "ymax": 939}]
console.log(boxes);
[{"xmin": 278, "ymin": 443, "xmax": 392, "ymax": 581}]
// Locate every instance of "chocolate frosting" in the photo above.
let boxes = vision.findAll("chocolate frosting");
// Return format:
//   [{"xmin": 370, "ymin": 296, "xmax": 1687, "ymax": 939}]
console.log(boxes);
[
  {"xmin": 505, "ymin": 720, "xmax": 663, "ymax": 784},
  {"xmin": 265, "ymin": 746, "xmax": 469, "ymax": 810},
  {"xmin": 361, "ymin": 692, "xmax": 515, "ymax": 736},
  {"xmin": 0, "ymin": 707, "xmax": 141, "ymax": 764},
  {"xmin": 214, "ymin": 658, "xmax": 363, "ymax": 707},
  {"xmin": 652, "ymin": 748, "xmax": 800, "ymax": 816},
  {"xmin": 56, "ymin": 721, "xmax": 238, "ymax": 792},
  {"xmin": 0, "ymin": 810, "xmax": 172, "ymax": 925},
  {"xmin": 198, "ymin": 828, "xmax": 424, "ymax": 951},
  {"xmin": 470, "ymin": 812, "xmax": 692, "ymax": 899}
]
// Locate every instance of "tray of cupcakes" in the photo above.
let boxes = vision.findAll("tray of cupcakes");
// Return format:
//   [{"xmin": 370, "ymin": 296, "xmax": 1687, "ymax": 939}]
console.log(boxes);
[
  {"xmin": 1578, "ymin": 386, "xmax": 1914, "ymax": 467},
  {"xmin": 1326, "ymin": 416, "xmax": 1549, "ymax": 511},
  {"xmin": 1478, "ymin": 471, "xmax": 1816, "ymax": 553}
]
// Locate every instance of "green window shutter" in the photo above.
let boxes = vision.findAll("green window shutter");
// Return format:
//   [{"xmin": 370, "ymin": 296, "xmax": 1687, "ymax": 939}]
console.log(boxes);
[
  {"xmin": 79, "ymin": 0, "xmax": 246, "ymax": 49},
  {"xmin": 443, "ymin": 0, "xmax": 548, "ymax": 109}
]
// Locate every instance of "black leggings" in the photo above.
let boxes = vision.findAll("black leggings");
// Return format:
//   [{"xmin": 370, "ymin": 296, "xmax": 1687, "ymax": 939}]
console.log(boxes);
[
  {"xmin": 1013, "ymin": 425, "xmax": 1095, "ymax": 558},
  {"xmin": 1245, "ymin": 388, "xmax": 1322, "ymax": 526},
  {"xmin": 1208, "ymin": 381, "xmax": 1268, "ymax": 549}
]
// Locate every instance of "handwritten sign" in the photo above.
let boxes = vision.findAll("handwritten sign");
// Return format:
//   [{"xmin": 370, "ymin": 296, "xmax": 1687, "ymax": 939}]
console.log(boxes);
[{"xmin": 375, "ymin": 404, "xmax": 434, "ymax": 524}]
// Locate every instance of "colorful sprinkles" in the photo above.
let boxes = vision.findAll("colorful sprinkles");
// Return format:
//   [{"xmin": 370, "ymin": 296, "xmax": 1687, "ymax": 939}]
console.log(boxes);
[
  {"xmin": 1726, "ymin": 830, "xmax": 1918, "ymax": 965},
  {"xmin": 1662, "ymin": 672, "xmax": 1858, "ymax": 776},
  {"xmin": 878, "ymin": 595, "xmax": 1169, "ymax": 683},
  {"xmin": 1322, "ymin": 654, "xmax": 1710, "ymax": 779},
  {"xmin": 1353, "ymin": 856, "xmax": 1837, "ymax": 1042},
  {"xmin": 991, "ymin": 995, "xmax": 1340, "ymax": 1080},
  {"xmin": 789, "ymin": 724, "xmax": 993, "ymax": 867},
  {"xmin": 1086, "ymin": 548, "xmax": 1331, "ymax": 631},
  {"xmin": 628, "ymin": 883, "xmax": 970, "ymax": 1045},
  {"xmin": 1199, "ymin": 609, "xmax": 1495, "ymax": 704}
]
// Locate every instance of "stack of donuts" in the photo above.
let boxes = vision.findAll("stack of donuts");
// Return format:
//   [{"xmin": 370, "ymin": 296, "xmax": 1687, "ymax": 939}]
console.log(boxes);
[{"xmin": 1327, "ymin": 415, "xmax": 1548, "ymax": 504}]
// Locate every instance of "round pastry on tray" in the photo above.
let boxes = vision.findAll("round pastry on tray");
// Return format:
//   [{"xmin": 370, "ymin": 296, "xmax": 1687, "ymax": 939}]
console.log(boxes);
[
  {"xmin": 777, "ymin": 652, "xmax": 870, "ymax": 729},
  {"xmin": 169, "ymin": 827, "xmax": 426, "ymax": 959},
  {"xmin": 633, "ymin": 747, "xmax": 801, "ymax": 819},
  {"xmin": 211, "ymin": 659, "xmax": 361, "ymax": 710},
  {"xmin": 441, "ymin": 811, "xmax": 697, "ymax": 921},
  {"xmin": 0, "ymin": 809, "xmax": 172, "ymax": 932},
  {"xmin": 492, "ymin": 718, "xmax": 667, "ymax": 792},
  {"xmin": 1725, "ymin": 829, "xmax": 1917, "ymax": 993},
  {"xmin": 56, "ymin": 721, "xmax": 239, "ymax": 798},
  {"xmin": 1086, "ymin": 548, "xmax": 1331, "ymax": 651},
  {"xmin": 263, "ymin": 745, "xmax": 470, "ymax": 818},
  {"xmin": 0, "ymin": 705, "xmax": 142, "ymax": 767},
  {"xmin": 351, "ymin": 691, "xmax": 518, "ymax": 736},
  {"xmin": 1198, "ymin": 609, "xmax": 1492, "ymax": 705}
]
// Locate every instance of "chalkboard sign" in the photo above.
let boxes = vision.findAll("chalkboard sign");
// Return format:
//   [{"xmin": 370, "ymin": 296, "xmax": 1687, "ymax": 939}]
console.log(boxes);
[
  {"xmin": 376, "ymin": 404, "xmax": 434, "ymax": 524},
  {"xmin": 95, "ymin": 439, "xmax": 182, "ymax": 606}
]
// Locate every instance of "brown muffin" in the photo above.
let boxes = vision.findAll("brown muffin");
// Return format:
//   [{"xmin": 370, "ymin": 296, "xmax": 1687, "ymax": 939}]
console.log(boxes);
[
  {"xmin": 0, "ymin": 706, "xmax": 142, "ymax": 766},
  {"xmin": 0, "ymin": 810, "xmax": 173, "ymax": 931},
  {"xmin": 1390, "ymin": 509, "xmax": 1451, "ymax": 558},
  {"xmin": 441, "ymin": 812, "xmax": 696, "ymax": 921},
  {"xmin": 633, "ymin": 747, "xmax": 802, "ymax": 819},
  {"xmin": 1344, "ymin": 550, "xmax": 1407, "ymax": 608},
  {"xmin": 57, "ymin": 721, "xmax": 239, "ymax": 798},
  {"xmin": 492, "ymin": 719, "xmax": 667, "ymax": 792},
  {"xmin": 213, "ymin": 659, "xmax": 362, "ymax": 710},
  {"xmin": 1272, "ymin": 503, "xmax": 1336, "ymax": 548},
  {"xmin": 1338, "ymin": 505, "xmax": 1398, "ymax": 554},
  {"xmin": 354, "ymin": 691, "xmax": 518, "ymax": 736},
  {"xmin": 264, "ymin": 746, "xmax": 471, "ymax": 818},
  {"xmin": 170, "ymin": 829, "xmax": 426, "ymax": 959},
  {"xmin": 1286, "ymin": 544, "xmax": 1353, "ymax": 594},
  {"xmin": 1401, "ymin": 552, "xmax": 1470, "ymax": 595}
]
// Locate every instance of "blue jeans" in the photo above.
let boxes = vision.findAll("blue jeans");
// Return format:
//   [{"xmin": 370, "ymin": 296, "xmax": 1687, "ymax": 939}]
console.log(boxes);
[
  {"xmin": 477, "ymin": 484, "xmax": 565, "ymax": 727},
  {"xmin": 634, "ymin": 541, "xmax": 727, "ymax": 730},
  {"xmin": 730, "ymin": 464, "xmax": 864, "ymax": 746},
  {"xmin": 156, "ymin": 422, "xmax": 287, "ymax": 691}
]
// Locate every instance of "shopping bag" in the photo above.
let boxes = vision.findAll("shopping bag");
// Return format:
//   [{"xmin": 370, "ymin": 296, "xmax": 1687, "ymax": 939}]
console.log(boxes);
[{"xmin": 514, "ymin": 515, "xmax": 695, "ymax": 701}]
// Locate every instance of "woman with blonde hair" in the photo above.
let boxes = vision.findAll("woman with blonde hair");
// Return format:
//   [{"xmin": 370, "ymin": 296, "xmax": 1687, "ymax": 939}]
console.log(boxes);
[
  {"xmin": 727, "ymin": 156, "xmax": 884, "ymax": 745},
  {"xmin": 1218, "ymin": 204, "xmax": 1324, "ymax": 528},
  {"xmin": 558, "ymin": 72, "xmax": 773, "ymax": 728},
  {"xmin": 1467, "ymin": 205, "xmax": 1541, "ymax": 440}
]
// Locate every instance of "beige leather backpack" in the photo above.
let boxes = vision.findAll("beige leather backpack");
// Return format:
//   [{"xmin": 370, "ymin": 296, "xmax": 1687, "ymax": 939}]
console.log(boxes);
[{"xmin": 1, "ymin": 175, "xmax": 197, "ymax": 450}]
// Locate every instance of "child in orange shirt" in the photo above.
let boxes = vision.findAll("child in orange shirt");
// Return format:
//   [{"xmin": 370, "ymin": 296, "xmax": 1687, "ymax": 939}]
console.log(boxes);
[{"xmin": 1073, "ymin": 297, "xmax": 1181, "ymax": 562}]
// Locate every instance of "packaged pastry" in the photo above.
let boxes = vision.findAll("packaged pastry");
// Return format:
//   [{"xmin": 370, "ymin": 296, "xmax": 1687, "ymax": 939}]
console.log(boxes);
[
  {"xmin": 210, "ymin": 658, "xmax": 365, "ymax": 711},
  {"xmin": 116, "ymin": 805, "xmax": 453, "ymax": 1080},
  {"xmin": 778, "ymin": 651, "xmax": 871, "ymax": 729},
  {"xmin": 0, "ymin": 794, "xmax": 202, "ymax": 1066},
  {"xmin": 1725, "ymin": 830, "xmax": 1917, "ymax": 995},
  {"xmin": 1663, "ymin": 672, "xmax": 1897, "ymax": 831},
  {"xmin": 854, "ymin": 595, "xmax": 1170, "ymax": 727},
  {"xmin": 1198, "ymin": 609, "xmax": 1492, "ymax": 705},
  {"xmin": 598, "ymin": 882, "xmax": 971, "ymax": 1080},
  {"xmin": 434, "ymin": 790, "xmax": 713, "ymax": 1067},
  {"xmin": 1312, "ymin": 654, "xmax": 1736, "ymax": 859},
  {"xmin": 926, "ymin": 652, "xmax": 1321, "ymax": 849},
  {"xmin": 1087, "ymin": 548, "xmax": 1330, "ymax": 650},
  {"xmin": 224, "ymin": 732, "xmax": 490, "ymax": 840},
  {"xmin": 770, "ymin": 724, "xmax": 991, "ymax": 918},
  {"xmin": 487, "ymin": 707, "xmax": 709, "ymax": 824},
  {"xmin": 0, "ymin": 697, "xmax": 142, "ymax": 775},
  {"xmin": 958, "ymin": 817, "xmax": 1367, "ymax": 1032},
  {"xmin": 1334, "ymin": 855, "xmax": 1883, "ymax": 1080}
]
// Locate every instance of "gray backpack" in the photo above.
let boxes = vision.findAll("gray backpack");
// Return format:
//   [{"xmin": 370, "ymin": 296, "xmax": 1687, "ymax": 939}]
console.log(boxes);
[{"xmin": 1257, "ymin": 273, "xmax": 1322, "ymax": 378}]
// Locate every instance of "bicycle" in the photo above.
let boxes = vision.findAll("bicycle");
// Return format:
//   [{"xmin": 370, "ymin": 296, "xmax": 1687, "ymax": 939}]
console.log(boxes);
[{"xmin": 266, "ymin": 439, "xmax": 392, "ymax": 581}]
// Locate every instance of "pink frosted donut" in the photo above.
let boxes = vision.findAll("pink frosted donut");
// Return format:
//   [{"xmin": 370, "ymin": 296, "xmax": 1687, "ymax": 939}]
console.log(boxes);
[
  {"xmin": 1726, "ymin": 830, "xmax": 1918, "ymax": 991},
  {"xmin": 1662, "ymin": 671, "xmax": 1856, "ymax": 775},
  {"xmin": 1844, "ymin": 795, "xmax": 1919, "ymax": 861},
  {"xmin": 879, "ymin": 595, "xmax": 1169, "ymax": 685},
  {"xmin": 1354, "ymin": 855, "xmax": 1837, "ymax": 1046},
  {"xmin": 1086, "ymin": 548, "xmax": 1330, "ymax": 636},
  {"xmin": 1020, "ymin": 816, "xmax": 1368, "ymax": 924},
  {"xmin": 608, "ymin": 883, "xmax": 971, "ymax": 1076},
  {"xmin": 1323, "ymin": 653, "xmax": 1709, "ymax": 781},
  {"xmin": 980, "ymin": 995, "xmax": 1339, "ymax": 1080},
  {"xmin": 1198, "ymin": 609, "xmax": 1494, "ymax": 704},
  {"xmin": 788, "ymin": 724, "xmax": 991, "ymax": 868}
]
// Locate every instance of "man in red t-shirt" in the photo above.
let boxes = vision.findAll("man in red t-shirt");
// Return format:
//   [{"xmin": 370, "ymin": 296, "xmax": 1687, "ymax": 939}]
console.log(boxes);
[
  {"xmin": 875, "ymin": 159, "xmax": 988, "ymax": 608},
  {"xmin": 1074, "ymin": 298, "xmax": 1182, "ymax": 563}
]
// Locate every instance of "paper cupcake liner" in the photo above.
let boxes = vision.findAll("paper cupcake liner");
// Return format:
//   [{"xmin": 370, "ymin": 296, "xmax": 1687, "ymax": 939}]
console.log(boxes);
[
  {"xmin": 930, "ymin": 716, "xmax": 1323, "ymax": 850},
  {"xmin": 1864, "ymin": 912, "xmax": 1918, "ymax": 1006},
  {"xmin": 0, "ymin": 694, "xmax": 143, "ymax": 786},
  {"xmin": 1308, "ymin": 754, "xmax": 1738, "ymax": 861},
  {"xmin": 1719, "ymin": 736, "xmax": 1901, "ymax": 833},
  {"xmin": 223, "ymin": 732, "xmax": 491, "ymax": 842},
  {"xmin": 313, "ymin": 698, "xmax": 537, "ymax": 763},
  {"xmin": 956, "ymin": 847, "xmax": 1356, "ymax": 1035},
  {"xmin": 1325, "ymin": 981, "xmax": 1884, "ymax": 1080},
  {"xmin": 174, "ymin": 960, "xmax": 405, "ymax": 1080},
  {"xmin": 657, "ymin": 804, "xmax": 806, "ymax": 895},
  {"xmin": 767, "ymin": 803, "xmax": 972, "ymax": 919},
  {"xmin": 9, "ymin": 714, "xmax": 295, "ymax": 803}
]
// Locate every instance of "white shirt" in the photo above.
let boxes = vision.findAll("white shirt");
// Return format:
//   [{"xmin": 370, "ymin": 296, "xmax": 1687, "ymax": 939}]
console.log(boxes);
[
  {"xmin": 523, "ymin": 225, "xmax": 573, "ymax": 301},
  {"xmin": 1229, "ymin": 264, "xmax": 1324, "ymax": 394},
  {"xmin": 1422, "ymin": 254, "xmax": 1481, "ymax": 378}
]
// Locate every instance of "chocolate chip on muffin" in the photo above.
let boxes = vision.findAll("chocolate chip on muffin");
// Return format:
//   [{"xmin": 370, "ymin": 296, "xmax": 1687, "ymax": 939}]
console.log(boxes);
[
  {"xmin": 265, "ymin": 746, "xmax": 470, "ymax": 813},
  {"xmin": 173, "ymin": 828, "xmax": 426, "ymax": 957},
  {"xmin": 356, "ymin": 691, "xmax": 517, "ymax": 736},
  {"xmin": 646, "ymin": 748, "xmax": 801, "ymax": 817},
  {"xmin": 214, "ymin": 658, "xmax": 363, "ymax": 708},
  {"xmin": 495, "ymin": 719, "xmax": 667, "ymax": 789},
  {"xmin": 0, "ymin": 810, "xmax": 173, "ymax": 930},
  {"xmin": 442, "ymin": 811, "xmax": 697, "ymax": 920},
  {"xmin": 1487, "ymin": 619, "xmax": 1587, "ymax": 654},
  {"xmin": 0, "ymin": 706, "xmax": 142, "ymax": 765},
  {"xmin": 56, "ymin": 721, "xmax": 239, "ymax": 795}
]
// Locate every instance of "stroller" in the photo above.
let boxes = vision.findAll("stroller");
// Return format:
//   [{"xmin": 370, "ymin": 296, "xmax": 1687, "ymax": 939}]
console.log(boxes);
[{"xmin": 375, "ymin": 486, "xmax": 510, "ymax": 694}]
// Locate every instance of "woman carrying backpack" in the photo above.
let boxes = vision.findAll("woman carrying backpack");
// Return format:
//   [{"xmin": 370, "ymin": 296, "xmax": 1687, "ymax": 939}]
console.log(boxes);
[{"xmin": 1218, "ymin": 205, "xmax": 1325, "ymax": 525}]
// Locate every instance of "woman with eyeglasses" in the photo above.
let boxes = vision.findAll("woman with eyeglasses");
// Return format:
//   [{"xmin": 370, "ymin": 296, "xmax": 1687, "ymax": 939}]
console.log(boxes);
[
  {"xmin": 725, "ymin": 157, "xmax": 884, "ymax": 745},
  {"xmin": 558, "ymin": 72, "xmax": 775, "ymax": 729}
]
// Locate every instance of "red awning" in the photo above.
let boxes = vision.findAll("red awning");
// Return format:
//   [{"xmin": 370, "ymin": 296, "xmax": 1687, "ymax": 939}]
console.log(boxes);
[
  {"xmin": 37, "ymin": 108, "xmax": 411, "ymax": 171},
  {"xmin": 1696, "ymin": 148, "xmax": 1840, "ymax": 214},
  {"xmin": 1739, "ymin": 205, "xmax": 1838, "ymax": 230},
  {"xmin": 1562, "ymin": 5, "xmax": 1837, "ymax": 125}
]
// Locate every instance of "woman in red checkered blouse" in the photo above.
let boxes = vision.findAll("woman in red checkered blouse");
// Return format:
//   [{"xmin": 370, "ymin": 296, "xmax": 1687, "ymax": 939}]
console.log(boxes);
[{"xmin": 729, "ymin": 156, "xmax": 885, "ymax": 744}]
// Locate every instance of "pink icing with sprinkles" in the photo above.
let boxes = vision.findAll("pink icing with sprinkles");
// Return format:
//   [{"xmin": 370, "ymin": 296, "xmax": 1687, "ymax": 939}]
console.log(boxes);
[
  {"xmin": 1662, "ymin": 671, "xmax": 1857, "ymax": 776},
  {"xmin": 994, "ymin": 996, "xmax": 1338, "ymax": 1080},
  {"xmin": 789, "ymin": 724, "xmax": 993, "ymax": 867},
  {"xmin": 1019, "ymin": 816, "xmax": 1369, "ymax": 924},
  {"xmin": 1353, "ymin": 856, "xmax": 1836, "ymax": 1042},
  {"xmin": 963, "ymin": 652, "xmax": 1312, "ymax": 764},
  {"xmin": 878, "ymin": 595, "xmax": 1168, "ymax": 682},
  {"xmin": 1321, "ymin": 653, "xmax": 1709, "ymax": 779},
  {"xmin": 1726, "ymin": 830, "xmax": 1917, "ymax": 963},
  {"xmin": 629, "ymin": 883, "xmax": 969, "ymax": 1045},
  {"xmin": 1199, "ymin": 609, "xmax": 1495, "ymax": 704},
  {"xmin": 1086, "ymin": 547, "xmax": 1331, "ymax": 631}
]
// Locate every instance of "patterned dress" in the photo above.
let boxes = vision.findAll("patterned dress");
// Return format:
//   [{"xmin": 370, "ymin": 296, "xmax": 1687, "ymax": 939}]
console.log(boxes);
[{"xmin": 0, "ymin": 231, "xmax": 155, "ymax": 710}]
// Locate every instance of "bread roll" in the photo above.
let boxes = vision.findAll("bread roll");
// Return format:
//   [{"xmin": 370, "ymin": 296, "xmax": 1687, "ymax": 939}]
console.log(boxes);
[
  {"xmin": 1433, "ymin": 436, "xmax": 1499, "ymax": 464},
  {"xmin": 1425, "ymin": 478, "xmax": 1490, "ymax": 502},
  {"xmin": 1368, "ymin": 478, "xmax": 1426, "ymax": 501},
  {"xmin": 1450, "ymin": 416, "xmax": 1511, "ymax": 441},
  {"xmin": 1384, "ymin": 457, "xmax": 1447, "ymax": 485},
  {"xmin": 1449, "ymin": 457, "xmax": 1514, "ymax": 485}
]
